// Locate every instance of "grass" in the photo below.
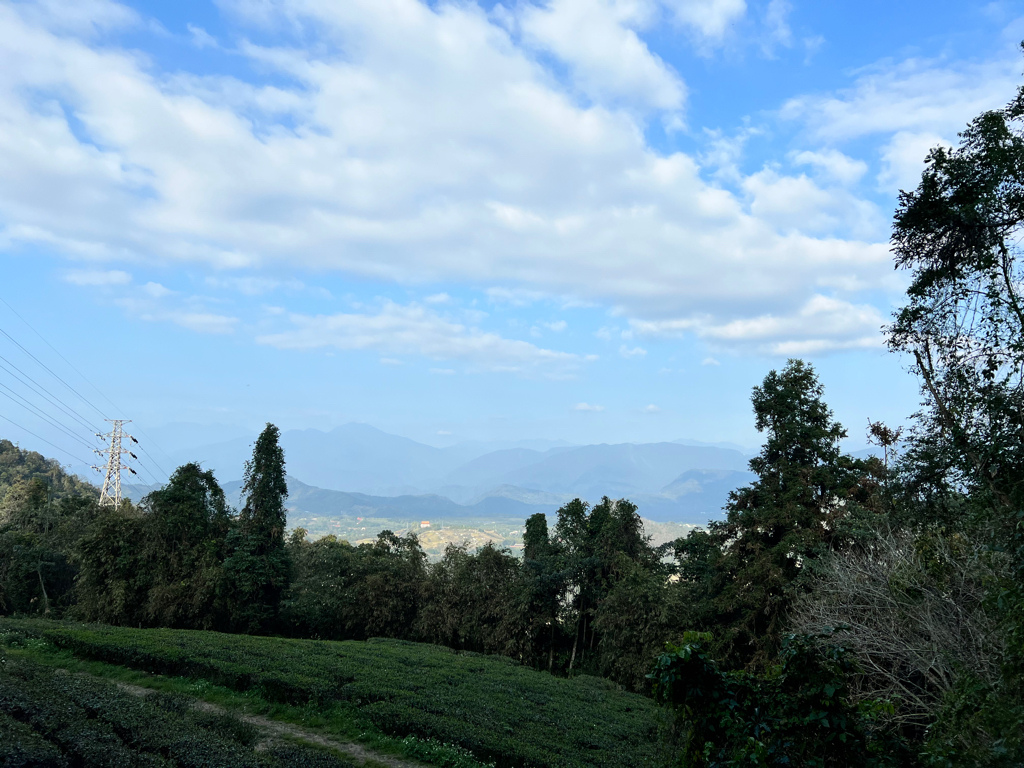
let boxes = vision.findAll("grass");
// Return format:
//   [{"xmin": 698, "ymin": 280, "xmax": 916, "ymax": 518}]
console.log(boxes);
[{"xmin": 0, "ymin": 618, "xmax": 667, "ymax": 768}]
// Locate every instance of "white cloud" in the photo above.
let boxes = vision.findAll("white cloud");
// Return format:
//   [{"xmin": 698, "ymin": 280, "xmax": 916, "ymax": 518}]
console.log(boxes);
[
  {"xmin": 701, "ymin": 356, "xmax": 720, "ymax": 365},
  {"xmin": 619, "ymin": 344, "xmax": 647, "ymax": 357},
  {"xmin": 424, "ymin": 292, "xmax": 451, "ymax": 304},
  {"xmin": 791, "ymin": 149, "xmax": 867, "ymax": 186},
  {"xmin": 643, "ymin": 403, "xmax": 660, "ymax": 413},
  {"xmin": 206, "ymin": 275, "xmax": 305, "ymax": 296},
  {"xmin": 877, "ymin": 131, "xmax": 951, "ymax": 193},
  {"xmin": 631, "ymin": 295, "xmax": 886, "ymax": 354},
  {"xmin": 19, "ymin": 0, "xmax": 140, "ymax": 36},
  {"xmin": 519, "ymin": 0, "xmax": 686, "ymax": 111},
  {"xmin": 543, "ymin": 320, "xmax": 568, "ymax": 332},
  {"xmin": 169, "ymin": 312, "xmax": 240, "ymax": 335},
  {"xmin": 64, "ymin": 268, "xmax": 131, "ymax": 286},
  {"xmin": 574, "ymin": 402, "xmax": 605, "ymax": 411},
  {"xmin": 763, "ymin": 0, "xmax": 792, "ymax": 50},
  {"xmin": 187, "ymin": 24, "xmax": 218, "ymax": 50},
  {"xmin": 256, "ymin": 301, "xmax": 585, "ymax": 377},
  {"xmin": 430, "ymin": 368, "xmax": 456, "ymax": 375},
  {"xmin": 379, "ymin": 357, "xmax": 402, "ymax": 365},
  {"xmin": 116, "ymin": 295, "xmax": 239, "ymax": 334},
  {"xmin": 0, "ymin": 0, "xmax": 990, "ymax": 356},
  {"xmin": 782, "ymin": 53, "xmax": 1020, "ymax": 143},
  {"xmin": 142, "ymin": 281, "xmax": 173, "ymax": 298},
  {"xmin": 742, "ymin": 168, "xmax": 883, "ymax": 239},
  {"xmin": 663, "ymin": 0, "xmax": 745, "ymax": 39}
]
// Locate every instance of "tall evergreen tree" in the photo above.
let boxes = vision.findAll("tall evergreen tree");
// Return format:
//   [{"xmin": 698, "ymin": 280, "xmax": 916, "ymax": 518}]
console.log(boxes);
[
  {"xmin": 225, "ymin": 423, "xmax": 289, "ymax": 633},
  {"xmin": 521, "ymin": 512, "xmax": 564, "ymax": 671},
  {"xmin": 683, "ymin": 359, "xmax": 867, "ymax": 667}
]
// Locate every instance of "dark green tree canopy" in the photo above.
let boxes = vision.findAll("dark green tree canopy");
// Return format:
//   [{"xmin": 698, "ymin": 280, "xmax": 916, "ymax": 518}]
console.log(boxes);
[
  {"xmin": 689, "ymin": 360, "xmax": 868, "ymax": 667},
  {"xmin": 240, "ymin": 423, "xmax": 288, "ymax": 543}
]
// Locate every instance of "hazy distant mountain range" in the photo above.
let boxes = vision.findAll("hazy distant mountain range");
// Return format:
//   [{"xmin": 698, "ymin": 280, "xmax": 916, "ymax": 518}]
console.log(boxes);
[{"xmin": 120, "ymin": 422, "xmax": 762, "ymax": 524}]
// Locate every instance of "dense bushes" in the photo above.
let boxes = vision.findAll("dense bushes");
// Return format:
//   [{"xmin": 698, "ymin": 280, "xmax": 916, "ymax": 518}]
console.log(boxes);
[{"xmin": 650, "ymin": 632, "xmax": 912, "ymax": 767}]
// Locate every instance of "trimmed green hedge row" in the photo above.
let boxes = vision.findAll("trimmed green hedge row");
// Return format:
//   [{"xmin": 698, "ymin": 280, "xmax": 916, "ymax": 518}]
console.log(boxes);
[
  {"xmin": 2, "ymin": 619, "xmax": 663, "ymax": 768},
  {"xmin": 0, "ymin": 650, "xmax": 356, "ymax": 767}
]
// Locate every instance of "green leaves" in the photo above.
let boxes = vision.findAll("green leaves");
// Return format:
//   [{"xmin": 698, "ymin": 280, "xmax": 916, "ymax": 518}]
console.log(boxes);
[
  {"xmin": 650, "ymin": 632, "xmax": 911, "ymax": 768},
  {"xmin": 675, "ymin": 360, "xmax": 874, "ymax": 668}
]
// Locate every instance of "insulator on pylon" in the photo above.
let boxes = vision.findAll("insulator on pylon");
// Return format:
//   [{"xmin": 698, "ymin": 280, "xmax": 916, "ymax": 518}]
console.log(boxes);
[
  {"xmin": 129, "ymin": 452, "xmax": 137, "ymax": 459},
  {"xmin": 130, "ymin": 436, "xmax": 139, "ymax": 444}
]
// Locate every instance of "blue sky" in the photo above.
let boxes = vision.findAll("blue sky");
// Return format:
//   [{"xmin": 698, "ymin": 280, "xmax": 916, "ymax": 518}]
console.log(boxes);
[{"xmin": 1, "ymin": 0, "xmax": 1022, "ymax": 477}]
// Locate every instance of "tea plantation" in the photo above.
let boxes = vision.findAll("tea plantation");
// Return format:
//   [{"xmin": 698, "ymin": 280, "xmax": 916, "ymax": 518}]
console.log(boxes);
[
  {"xmin": 0, "ymin": 619, "xmax": 665, "ymax": 768},
  {"xmin": 0, "ymin": 651, "xmax": 359, "ymax": 768}
]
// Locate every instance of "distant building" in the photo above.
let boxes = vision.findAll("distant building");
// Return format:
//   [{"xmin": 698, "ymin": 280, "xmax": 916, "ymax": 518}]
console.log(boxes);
[{"xmin": 420, "ymin": 521, "xmax": 431, "ymax": 528}]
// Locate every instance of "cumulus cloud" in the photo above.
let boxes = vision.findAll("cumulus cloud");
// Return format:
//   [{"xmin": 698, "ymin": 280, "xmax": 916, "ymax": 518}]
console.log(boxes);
[
  {"xmin": 519, "ymin": 0, "xmax": 685, "ymax": 112},
  {"xmin": 574, "ymin": 402, "xmax": 605, "ymax": 411},
  {"xmin": 256, "ymin": 301, "xmax": 585, "ymax": 377},
  {"xmin": 741, "ymin": 168, "xmax": 883, "ymax": 239},
  {"xmin": 643, "ymin": 403, "xmax": 660, "ymax": 413},
  {"xmin": 791, "ymin": 149, "xmax": 867, "ymax": 186},
  {"xmin": 0, "ymin": 0, "xmax": 997, "ymax": 357},
  {"xmin": 619, "ymin": 344, "xmax": 647, "ymax": 357}
]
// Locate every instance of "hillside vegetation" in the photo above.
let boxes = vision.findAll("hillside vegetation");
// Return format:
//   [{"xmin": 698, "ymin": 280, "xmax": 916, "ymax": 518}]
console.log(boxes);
[
  {"xmin": 8, "ymin": 82, "xmax": 1024, "ymax": 766},
  {"xmin": 0, "ymin": 618, "xmax": 662, "ymax": 768}
]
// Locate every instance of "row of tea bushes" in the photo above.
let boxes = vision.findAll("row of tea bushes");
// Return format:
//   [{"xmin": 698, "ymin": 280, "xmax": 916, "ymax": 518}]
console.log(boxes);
[
  {"xmin": 2, "ymin": 619, "xmax": 664, "ymax": 768},
  {"xmin": 0, "ymin": 649, "xmax": 357, "ymax": 768}
]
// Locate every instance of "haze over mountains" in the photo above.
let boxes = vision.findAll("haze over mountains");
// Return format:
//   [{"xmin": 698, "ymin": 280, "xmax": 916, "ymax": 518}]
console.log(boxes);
[{"xmin": 137, "ymin": 422, "xmax": 756, "ymax": 525}]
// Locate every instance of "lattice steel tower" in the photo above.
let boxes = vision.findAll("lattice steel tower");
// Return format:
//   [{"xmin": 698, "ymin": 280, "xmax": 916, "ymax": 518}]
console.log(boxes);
[{"xmin": 93, "ymin": 419, "xmax": 137, "ymax": 507}]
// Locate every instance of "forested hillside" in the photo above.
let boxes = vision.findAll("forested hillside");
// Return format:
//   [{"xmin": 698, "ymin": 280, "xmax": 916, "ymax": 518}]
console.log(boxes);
[
  {"xmin": 7, "ymin": 81, "xmax": 1024, "ymax": 768},
  {"xmin": 0, "ymin": 438, "xmax": 97, "ymax": 507}
]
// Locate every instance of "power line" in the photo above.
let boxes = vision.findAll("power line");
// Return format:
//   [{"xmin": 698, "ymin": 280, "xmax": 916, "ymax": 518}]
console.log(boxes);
[
  {"xmin": 0, "ymin": 413, "xmax": 92, "ymax": 466},
  {"xmin": 0, "ymin": 354, "xmax": 102, "ymax": 433},
  {"xmin": 0, "ymin": 296, "xmax": 114, "ymax": 416},
  {"xmin": 131, "ymin": 440, "xmax": 171, "ymax": 481},
  {"xmin": 0, "ymin": 384, "xmax": 99, "ymax": 453},
  {"xmin": 0, "ymin": 325, "xmax": 107, "ymax": 422},
  {"xmin": 0, "ymin": 296, "xmax": 176, "ymax": 479}
]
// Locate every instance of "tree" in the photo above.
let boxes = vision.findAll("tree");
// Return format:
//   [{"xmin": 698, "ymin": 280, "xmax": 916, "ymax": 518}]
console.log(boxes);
[
  {"xmin": 885, "ymin": 72, "xmax": 1024, "ymax": 764},
  {"xmin": 888, "ymin": 74, "xmax": 1024, "ymax": 527},
  {"xmin": 224, "ymin": 423, "xmax": 289, "ymax": 633},
  {"xmin": 650, "ymin": 632, "xmax": 911, "ymax": 767},
  {"xmin": 73, "ymin": 501, "xmax": 150, "ymax": 625},
  {"xmin": 283, "ymin": 529, "xmax": 427, "ymax": 641},
  {"xmin": 552, "ymin": 496, "xmax": 666, "ymax": 686},
  {"xmin": 686, "ymin": 360, "xmax": 870, "ymax": 667},
  {"xmin": 419, "ymin": 541, "xmax": 525, "ymax": 656},
  {"xmin": 789, "ymin": 529, "xmax": 1007, "ymax": 732},
  {"xmin": 521, "ymin": 512, "xmax": 565, "ymax": 671},
  {"xmin": 140, "ymin": 462, "xmax": 233, "ymax": 629}
]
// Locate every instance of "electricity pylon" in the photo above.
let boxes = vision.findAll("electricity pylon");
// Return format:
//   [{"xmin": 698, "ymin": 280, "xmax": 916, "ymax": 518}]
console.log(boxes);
[{"xmin": 93, "ymin": 419, "xmax": 138, "ymax": 507}]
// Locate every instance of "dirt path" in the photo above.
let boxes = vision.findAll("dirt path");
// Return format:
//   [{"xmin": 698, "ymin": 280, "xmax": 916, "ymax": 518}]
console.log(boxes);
[{"xmin": 112, "ymin": 679, "xmax": 426, "ymax": 768}]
